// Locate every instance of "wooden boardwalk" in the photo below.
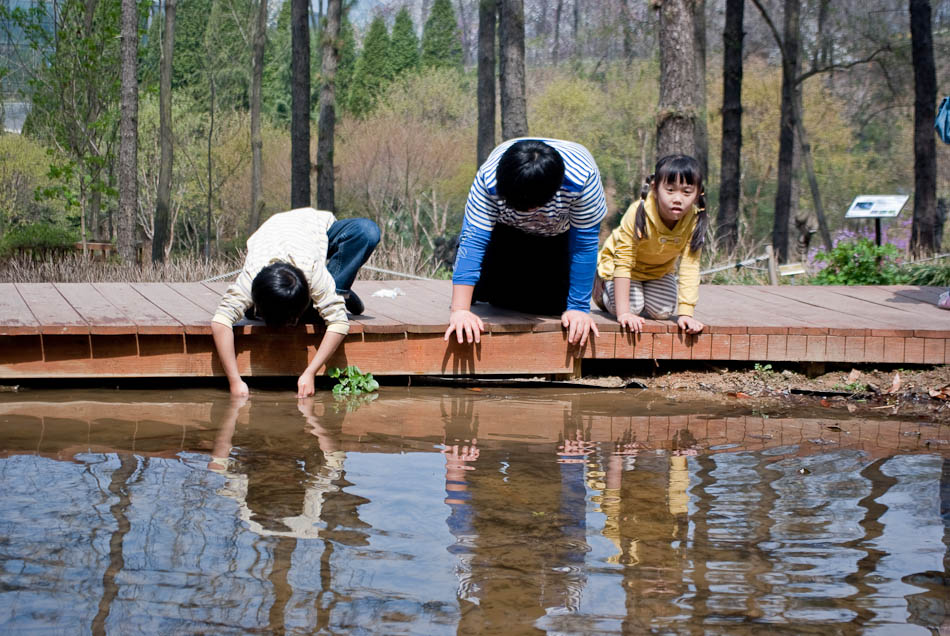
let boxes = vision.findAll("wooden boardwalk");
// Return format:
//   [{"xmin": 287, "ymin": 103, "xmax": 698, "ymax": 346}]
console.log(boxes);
[{"xmin": 0, "ymin": 280, "xmax": 947, "ymax": 379}]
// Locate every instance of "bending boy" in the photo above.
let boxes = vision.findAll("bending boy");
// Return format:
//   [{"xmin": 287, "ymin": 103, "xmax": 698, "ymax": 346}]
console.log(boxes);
[{"xmin": 211, "ymin": 207, "xmax": 379, "ymax": 398}]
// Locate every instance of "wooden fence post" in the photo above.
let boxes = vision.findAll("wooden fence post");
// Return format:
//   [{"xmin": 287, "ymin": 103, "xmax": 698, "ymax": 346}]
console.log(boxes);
[{"xmin": 766, "ymin": 245, "xmax": 779, "ymax": 286}]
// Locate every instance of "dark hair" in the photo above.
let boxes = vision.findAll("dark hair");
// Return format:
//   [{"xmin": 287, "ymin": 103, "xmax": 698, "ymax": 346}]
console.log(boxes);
[
  {"xmin": 495, "ymin": 140, "xmax": 565, "ymax": 211},
  {"xmin": 251, "ymin": 262, "xmax": 310, "ymax": 326},
  {"xmin": 633, "ymin": 154, "xmax": 707, "ymax": 253}
]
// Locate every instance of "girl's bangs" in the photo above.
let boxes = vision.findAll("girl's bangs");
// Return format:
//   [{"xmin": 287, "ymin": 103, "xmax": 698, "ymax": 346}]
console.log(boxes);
[{"xmin": 655, "ymin": 155, "xmax": 702, "ymax": 187}]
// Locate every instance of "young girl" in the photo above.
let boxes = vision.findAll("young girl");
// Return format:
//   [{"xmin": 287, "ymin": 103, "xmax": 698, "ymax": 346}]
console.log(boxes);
[{"xmin": 595, "ymin": 154, "xmax": 707, "ymax": 334}]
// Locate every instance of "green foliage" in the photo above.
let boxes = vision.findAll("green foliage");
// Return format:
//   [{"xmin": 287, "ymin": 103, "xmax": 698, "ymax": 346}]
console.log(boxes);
[
  {"xmin": 260, "ymin": 0, "xmax": 293, "ymax": 123},
  {"xmin": 834, "ymin": 380, "xmax": 869, "ymax": 393},
  {"xmin": 420, "ymin": 0, "xmax": 462, "ymax": 71},
  {"xmin": 329, "ymin": 365, "xmax": 379, "ymax": 395},
  {"xmin": 201, "ymin": 0, "xmax": 253, "ymax": 110},
  {"xmin": 530, "ymin": 63, "xmax": 657, "ymax": 206},
  {"xmin": 812, "ymin": 238, "xmax": 905, "ymax": 285},
  {"xmin": 390, "ymin": 7, "xmax": 420, "ymax": 77},
  {"xmin": 335, "ymin": 18, "xmax": 358, "ymax": 111},
  {"xmin": 346, "ymin": 15, "xmax": 392, "ymax": 117},
  {"xmin": 900, "ymin": 260, "xmax": 950, "ymax": 287},
  {"xmin": 0, "ymin": 221, "xmax": 78, "ymax": 257},
  {"xmin": 0, "ymin": 134, "xmax": 59, "ymax": 232},
  {"xmin": 337, "ymin": 67, "xmax": 474, "ymax": 251},
  {"xmin": 753, "ymin": 363, "xmax": 773, "ymax": 376}
]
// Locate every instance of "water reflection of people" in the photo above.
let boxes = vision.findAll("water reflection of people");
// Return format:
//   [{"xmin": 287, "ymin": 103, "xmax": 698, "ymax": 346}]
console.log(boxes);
[
  {"xmin": 207, "ymin": 396, "xmax": 367, "ymax": 542},
  {"xmin": 443, "ymin": 397, "xmax": 594, "ymax": 632},
  {"xmin": 440, "ymin": 396, "xmax": 480, "ymax": 604},
  {"xmin": 588, "ymin": 429, "xmax": 694, "ymax": 630}
]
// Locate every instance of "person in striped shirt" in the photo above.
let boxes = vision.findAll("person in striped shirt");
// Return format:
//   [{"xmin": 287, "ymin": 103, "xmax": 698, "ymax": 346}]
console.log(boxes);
[
  {"xmin": 444, "ymin": 138, "xmax": 607, "ymax": 347},
  {"xmin": 211, "ymin": 207, "xmax": 379, "ymax": 398}
]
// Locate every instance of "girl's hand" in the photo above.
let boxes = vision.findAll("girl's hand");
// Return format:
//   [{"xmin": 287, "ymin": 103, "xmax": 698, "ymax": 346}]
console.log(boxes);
[
  {"xmin": 617, "ymin": 312, "xmax": 644, "ymax": 333},
  {"xmin": 677, "ymin": 315, "xmax": 704, "ymax": 334}
]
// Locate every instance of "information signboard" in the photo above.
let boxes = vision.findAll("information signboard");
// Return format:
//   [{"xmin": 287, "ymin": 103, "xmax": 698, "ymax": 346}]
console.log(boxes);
[{"xmin": 844, "ymin": 195, "xmax": 909, "ymax": 219}]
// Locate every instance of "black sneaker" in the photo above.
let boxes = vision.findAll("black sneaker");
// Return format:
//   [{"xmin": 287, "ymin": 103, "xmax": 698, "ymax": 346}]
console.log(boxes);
[{"xmin": 341, "ymin": 290, "xmax": 364, "ymax": 315}]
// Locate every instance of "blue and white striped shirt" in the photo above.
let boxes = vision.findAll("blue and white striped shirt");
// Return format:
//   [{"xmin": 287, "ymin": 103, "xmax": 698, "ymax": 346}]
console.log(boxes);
[{"xmin": 453, "ymin": 138, "xmax": 607, "ymax": 312}]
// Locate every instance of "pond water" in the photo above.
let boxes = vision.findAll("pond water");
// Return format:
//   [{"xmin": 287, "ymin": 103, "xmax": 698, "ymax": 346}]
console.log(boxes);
[{"xmin": 0, "ymin": 386, "xmax": 948, "ymax": 634}]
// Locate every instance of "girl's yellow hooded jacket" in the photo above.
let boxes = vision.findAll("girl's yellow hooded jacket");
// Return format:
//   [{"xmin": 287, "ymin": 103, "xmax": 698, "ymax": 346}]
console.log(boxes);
[{"xmin": 596, "ymin": 191, "xmax": 701, "ymax": 317}]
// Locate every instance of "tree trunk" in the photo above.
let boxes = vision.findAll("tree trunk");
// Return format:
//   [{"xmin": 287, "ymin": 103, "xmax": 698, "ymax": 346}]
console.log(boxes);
[
  {"xmin": 291, "ymin": 0, "xmax": 311, "ymax": 208},
  {"xmin": 572, "ymin": 0, "xmax": 580, "ymax": 60},
  {"xmin": 793, "ymin": 92, "xmax": 832, "ymax": 252},
  {"xmin": 693, "ymin": 0, "xmax": 708, "ymax": 180},
  {"xmin": 552, "ymin": 0, "xmax": 563, "ymax": 65},
  {"xmin": 771, "ymin": 0, "xmax": 801, "ymax": 263},
  {"xmin": 316, "ymin": 0, "xmax": 341, "ymax": 211},
  {"xmin": 620, "ymin": 0, "xmax": 634, "ymax": 62},
  {"xmin": 118, "ymin": 0, "xmax": 137, "ymax": 263},
  {"xmin": 457, "ymin": 0, "xmax": 472, "ymax": 66},
  {"xmin": 655, "ymin": 0, "xmax": 697, "ymax": 159},
  {"xmin": 499, "ymin": 0, "xmax": 527, "ymax": 139},
  {"xmin": 248, "ymin": 0, "xmax": 267, "ymax": 234},
  {"xmin": 476, "ymin": 0, "xmax": 497, "ymax": 164},
  {"xmin": 716, "ymin": 0, "xmax": 743, "ymax": 254},
  {"xmin": 909, "ymin": 0, "xmax": 937, "ymax": 257},
  {"xmin": 206, "ymin": 71, "xmax": 214, "ymax": 260},
  {"xmin": 153, "ymin": 0, "xmax": 176, "ymax": 263}
]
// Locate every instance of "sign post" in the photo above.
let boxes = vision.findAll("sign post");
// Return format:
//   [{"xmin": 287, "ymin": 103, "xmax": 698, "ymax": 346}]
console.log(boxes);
[{"xmin": 844, "ymin": 195, "xmax": 909, "ymax": 246}]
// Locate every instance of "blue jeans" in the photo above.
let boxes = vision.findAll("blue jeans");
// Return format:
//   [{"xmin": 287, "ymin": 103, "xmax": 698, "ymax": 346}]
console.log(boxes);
[{"xmin": 326, "ymin": 218, "xmax": 380, "ymax": 293}]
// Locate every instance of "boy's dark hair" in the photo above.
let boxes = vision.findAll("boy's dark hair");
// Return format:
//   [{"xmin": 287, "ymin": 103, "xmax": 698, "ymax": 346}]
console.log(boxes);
[
  {"xmin": 634, "ymin": 154, "xmax": 708, "ymax": 253},
  {"xmin": 251, "ymin": 262, "xmax": 310, "ymax": 326},
  {"xmin": 495, "ymin": 140, "xmax": 565, "ymax": 211}
]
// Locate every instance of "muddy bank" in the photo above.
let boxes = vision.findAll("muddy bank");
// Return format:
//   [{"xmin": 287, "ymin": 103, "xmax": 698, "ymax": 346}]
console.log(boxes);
[{"xmin": 614, "ymin": 362, "xmax": 950, "ymax": 422}]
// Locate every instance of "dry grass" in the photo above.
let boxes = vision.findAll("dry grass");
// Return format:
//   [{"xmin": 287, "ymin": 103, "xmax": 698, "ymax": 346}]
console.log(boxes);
[
  {"xmin": 0, "ymin": 253, "xmax": 245, "ymax": 283},
  {"xmin": 0, "ymin": 239, "xmax": 443, "ymax": 284}
]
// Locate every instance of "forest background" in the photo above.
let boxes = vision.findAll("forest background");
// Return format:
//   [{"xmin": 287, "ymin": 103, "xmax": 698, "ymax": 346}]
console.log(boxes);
[{"xmin": 0, "ymin": 0, "xmax": 949, "ymax": 283}]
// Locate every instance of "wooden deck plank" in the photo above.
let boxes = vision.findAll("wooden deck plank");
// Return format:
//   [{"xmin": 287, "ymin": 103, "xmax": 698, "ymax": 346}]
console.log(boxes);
[
  {"xmin": 349, "ymin": 280, "xmax": 433, "ymax": 333},
  {"xmin": 93, "ymin": 283, "xmax": 184, "ymax": 335},
  {"xmin": 0, "ymin": 283, "xmax": 39, "ymax": 335},
  {"xmin": 53, "ymin": 283, "xmax": 138, "ymax": 335},
  {"xmin": 15, "ymin": 283, "xmax": 89, "ymax": 334},
  {"xmin": 129, "ymin": 283, "xmax": 213, "ymax": 335},
  {"xmin": 168, "ymin": 281, "xmax": 225, "ymax": 316},
  {"xmin": 714, "ymin": 287, "xmax": 812, "ymax": 332},
  {"xmin": 1, "ymin": 283, "xmax": 947, "ymax": 378},
  {"xmin": 754, "ymin": 286, "xmax": 925, "ymax": 336},
  {"xmin": 829, "ymin": 286, "xmax": 950, "ymax": 336}
]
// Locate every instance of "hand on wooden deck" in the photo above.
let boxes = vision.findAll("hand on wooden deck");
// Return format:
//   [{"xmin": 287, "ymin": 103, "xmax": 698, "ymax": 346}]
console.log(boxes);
[
  {"xmin": 444, "ymin": 309, "xmax": 485, "ymax": 344},
  {"xmin": 617, "ymin": 312, "xmax": 644, "ymax": 333},
  {"xmin": 561, "ymin": 310, "xmax": 599, "ymax": 347},
  {"xmin": 676, "ymin": 315, "xmax": 704, "ymax": 335}
]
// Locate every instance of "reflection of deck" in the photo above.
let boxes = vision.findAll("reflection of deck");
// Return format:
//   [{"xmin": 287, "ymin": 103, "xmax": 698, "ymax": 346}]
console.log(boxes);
[
  {"xmin": 1, "ymin": 390, "xmax": 947, "ymax": 462},
  {"xmin": 0, "ymin": 281, "xmax": 947, "ymax": 378}
]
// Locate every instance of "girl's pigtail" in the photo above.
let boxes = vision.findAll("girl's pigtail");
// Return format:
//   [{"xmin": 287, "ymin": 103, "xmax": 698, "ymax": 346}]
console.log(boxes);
[
  {"xmin": 689, "ymin": 187, "xmax": 708, "ymax": 253},
  {"xmin": 634, "ymin": 175, "xmax": 653, "ymax": 240}
]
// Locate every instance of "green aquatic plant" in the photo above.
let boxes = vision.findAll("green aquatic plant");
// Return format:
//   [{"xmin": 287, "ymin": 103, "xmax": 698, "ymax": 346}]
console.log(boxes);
[{"xmin": 329, "ymin": 365, "xmax": 379, "ymax": 396}]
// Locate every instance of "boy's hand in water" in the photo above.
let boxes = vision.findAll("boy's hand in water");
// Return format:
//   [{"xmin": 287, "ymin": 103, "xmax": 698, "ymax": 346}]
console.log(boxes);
[
  {"xmin": 297, "ymin": 371, "xmax": 316, "ymax": 398},
  {"xmin": 230, "ymin": 380, "xmax": 249, "ymax": 398},
  {"xmin": 676, "ymin": 315, "xmax": 704, "ymax": 334},
  {"xmin": 617, "ymin": 312, "xmax": 644, "ymax": 333},
  {"xmin": 561, "ymin": 310, "xmax": 599, "ymax": 346}
]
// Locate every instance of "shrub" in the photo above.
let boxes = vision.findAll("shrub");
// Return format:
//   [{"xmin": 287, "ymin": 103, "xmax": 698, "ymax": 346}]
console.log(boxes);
[
  {"xmin": 900, "ymin": 261, "xmax": 950, "ymax": 287},
  {"xmin": 812, "ymin": 238, "xmax": 905, "ymax": 285},
  {"xmin": 0, "ymin": 221, "xmax": 79, "ymax": 257}
]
